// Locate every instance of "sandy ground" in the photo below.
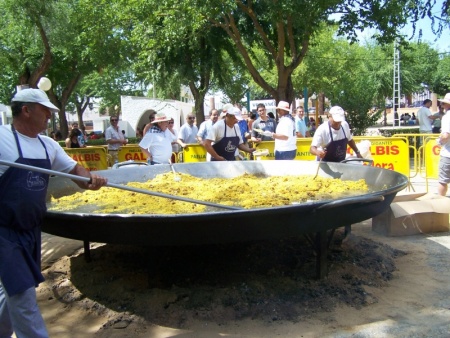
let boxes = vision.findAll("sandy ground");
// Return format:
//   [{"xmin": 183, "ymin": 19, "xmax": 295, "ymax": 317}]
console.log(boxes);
[{"xmin": 36, "ymin": 219, "xmax": 450, "ymax": 338}]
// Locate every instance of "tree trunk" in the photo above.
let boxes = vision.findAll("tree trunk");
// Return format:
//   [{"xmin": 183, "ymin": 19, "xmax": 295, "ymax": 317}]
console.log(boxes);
[
  {"xmin": 57, "ymin": 107, "xmax": 69, "ymax": 139},
  {"xmin": 214, "ymin": 6, "xmax": 309, "ymax": 107},
  {"xmin": 189, "ymin": 81, "xmax": 206, "ymax": 125},
  {"xmin": 319, "ymin": 92, "xmax": 325, "ymax": 115},
  {"xmin": 276, "ymin": 73, "xmax": 295, "ymax": 105}
]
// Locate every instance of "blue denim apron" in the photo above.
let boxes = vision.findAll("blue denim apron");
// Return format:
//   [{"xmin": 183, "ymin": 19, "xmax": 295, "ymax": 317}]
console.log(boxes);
[
  {"xmin": 212, "ymin": 124, "xmax": 240, "ymax": 161},
  {"xmin": 0, "ymin": 125, "xmax": 50, "ymax": 296}
]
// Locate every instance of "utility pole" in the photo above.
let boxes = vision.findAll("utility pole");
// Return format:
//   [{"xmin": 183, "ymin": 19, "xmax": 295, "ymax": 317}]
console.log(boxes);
[{"xmin": 392, "ymin": 40, "xmax": 401, "ymax": 127}]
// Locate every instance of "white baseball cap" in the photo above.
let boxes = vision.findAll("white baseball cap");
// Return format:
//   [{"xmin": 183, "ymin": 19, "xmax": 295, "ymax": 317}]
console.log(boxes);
[
  {"xmin": 227, "ymin": 107, "xmax": 243, "ymax": 120},
  {"xmin": 220, "ymin": 103, "xmax": 234, "ymax": 118},
  {"xmin": 232, "ymin": 107, "xmax": 244, "ymax": 120},
  {"xmin": 12, "ymin": 88, "xmax": 59, "ymax": 113},
  {"xmin": 329, "ymin": 106, "xmax": 345, "ymax": 122}
]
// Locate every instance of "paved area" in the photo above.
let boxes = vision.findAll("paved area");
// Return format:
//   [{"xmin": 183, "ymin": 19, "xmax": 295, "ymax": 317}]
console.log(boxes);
[
  {"xmin": 406, "ymin": 168, "xmax": 441, "ymax": 195},
  {"xmin": 41, "ymin": 233, "xmax": 84, "ymax": 269}
]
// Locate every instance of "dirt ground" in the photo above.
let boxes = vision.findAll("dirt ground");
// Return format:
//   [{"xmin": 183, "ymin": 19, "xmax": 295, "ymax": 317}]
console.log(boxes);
[{"xmin": 37, "ymin": 220, "xmax": 450, "ymax": 338}]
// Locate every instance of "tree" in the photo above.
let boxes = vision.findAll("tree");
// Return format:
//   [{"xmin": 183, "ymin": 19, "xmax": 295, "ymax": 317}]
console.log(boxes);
[
  {"xmin": 0, "ymin": 0, "xmax": 135, "ymax": 138},
  {"xmin": 0, "ymin": 0, "xmax": 58, "ymax": 101},
  {"xmin": 118, "ymin": 0, "xmax": 237, "ymax": 124},
  {"xmin": 301, "ymin": 34, "xmax": 383, "ymax": 135},
  {"xmin": 72, "ymin": 67, "xmax": 146, "ymax": 121},
  {"xmin": 213, "ymin": 50, "xmax": 252, "ymax": 105},
  {"xmin": 200, "ymin": 0, "xmax": 435, "ymax": 105},
  {"xmin": 432, "ymin": 54, "xmax": 450, "ymax": 95},
  {"xmin": 47, "ymin": 0, "xmax": 137, "ymax": 137}
]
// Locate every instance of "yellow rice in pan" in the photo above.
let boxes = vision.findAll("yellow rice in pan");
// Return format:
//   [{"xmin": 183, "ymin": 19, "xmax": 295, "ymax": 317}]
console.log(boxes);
[{"xmin": 49, "ymin": 172, "xmax": 368, "ymax": 215}]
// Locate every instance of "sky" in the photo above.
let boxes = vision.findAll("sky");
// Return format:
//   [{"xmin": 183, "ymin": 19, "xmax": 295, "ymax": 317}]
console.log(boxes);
[
  {"xmin": 400, "ymin": 4, "xmax": 450, "ymax": 53},
  {"xmin": 356, "ymin": 0, "xmax": 449, "ymax": 53}
]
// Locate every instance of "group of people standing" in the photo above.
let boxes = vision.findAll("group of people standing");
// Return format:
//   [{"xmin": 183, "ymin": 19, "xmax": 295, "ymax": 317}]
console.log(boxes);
[{"xmin": 137, "ymin": 100, "xmax": 361, "ymax": 164}]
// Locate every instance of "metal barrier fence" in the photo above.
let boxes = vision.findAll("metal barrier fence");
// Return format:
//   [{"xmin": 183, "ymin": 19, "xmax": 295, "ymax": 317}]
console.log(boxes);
[{"xmin": 64, "ymin": 134, "xmax": 442, "ymax": 192}]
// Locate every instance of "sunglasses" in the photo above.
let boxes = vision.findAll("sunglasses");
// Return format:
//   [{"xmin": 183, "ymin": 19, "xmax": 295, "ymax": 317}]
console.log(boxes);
[
  {"xmin": 110, "ymin": 119, "xmax": 118, "ymax": 122},
  {"xmin": 188, "ymin": 117, "xmax": 195, "ymax": 120}
]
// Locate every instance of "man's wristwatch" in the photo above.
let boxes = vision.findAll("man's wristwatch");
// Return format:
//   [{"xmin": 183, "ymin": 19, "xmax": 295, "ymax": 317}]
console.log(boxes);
[{"xmin": 355, "ymin": 150, "xmax": 360, "ymax": 154}]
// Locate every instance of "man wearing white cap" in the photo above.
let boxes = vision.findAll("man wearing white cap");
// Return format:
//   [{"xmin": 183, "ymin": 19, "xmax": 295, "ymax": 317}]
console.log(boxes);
[
  {"xmin": 310, "ymin": 106, "xmax": 362, "ymax": 162},
  {"xmin": 219, "ymin": 103, "xmax": 234, "ymax": 119},
  {"xmin": 204, "ymin": 107, "xmax": 255, "ymax": 161},
  {"xmin": 260, "ymin": 101, "xmax": 297, "ymax": 160},
  {"xmin": 436, "ymin": 93, "xmax": 450, "ymax": 196},
  {"xmin": 0, "ymin": 88, "xmax": 107, "ymax": 337}
]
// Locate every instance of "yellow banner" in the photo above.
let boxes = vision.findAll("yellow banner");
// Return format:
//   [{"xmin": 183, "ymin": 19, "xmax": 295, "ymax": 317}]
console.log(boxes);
[
  {"xmin": 183, "ymin": 144, "xmax": 207, "ymax": 162},
  {"xmin": 64, "ymin": 146, "xmax": 108, "ymax": 171},
  {"xmin": 424, "ymin": 136, "xmax": 440, "ymax": 178},
  {"xmin": 253, "ymin": 140, "xmax": 316, "ymax": 160},
  {"xmin": 254, "ymin": 137, "xmax": 410, "ymax": 176},
  {"xmin": 353, "ymin": 136, "xmax": 410, "ymax": 176},
  {"xmin": 118, "ymin": 146, "xmax": 147, "ymax": 163},
  {"xmin": 294, "ymin": 139, "xmax": 318, "ymax": 161}
]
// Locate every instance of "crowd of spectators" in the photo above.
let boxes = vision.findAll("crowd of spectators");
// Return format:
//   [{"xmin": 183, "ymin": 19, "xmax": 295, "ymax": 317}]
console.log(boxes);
[{"xmin": 53, "ymin": 103, "xmax": 337, "ymax": 165}]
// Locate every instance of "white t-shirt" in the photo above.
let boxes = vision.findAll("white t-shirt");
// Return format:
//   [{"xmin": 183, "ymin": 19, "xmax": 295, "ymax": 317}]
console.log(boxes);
[
  {"xmin": 439, "ymin": 111, "xmax": 450, "ymax": 158},
  {"xmin": 206, "ymin": 119, "xmax": 243, "ymax": 144},
  {"xmin": 275, "ymin": 116, "xmax": 297, "ymax": 151},
  {"xmin": 417, "ymin": 106, "xmax": 433, "ymax": 132},
  {"xmin": 311, "ymin": 121, "xmax": 353, "ymax": 151},
  {"xmin": 197, "ymin": 120, "xmax": 215, "ymax": 141},
  {"xmin": 178, "ymin": 123, "xmax": 199, "ymax": 144},
  {"xmin": 105, "ymin": 125, "xmax": 125, "ymax": 150},
  {"xmin": 139, "ymin": 129, "xmax": 173, "ymax": 164},
  {"xmin": 0, "ymin": 125, "xmax": 77, "ymax": 177}
]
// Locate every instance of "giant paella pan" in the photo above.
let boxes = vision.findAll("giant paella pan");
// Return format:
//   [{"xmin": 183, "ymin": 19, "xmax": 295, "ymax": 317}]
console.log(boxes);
[{"xmin": 43, "ymin": 161, "xmax": 408, "ymax": 246}]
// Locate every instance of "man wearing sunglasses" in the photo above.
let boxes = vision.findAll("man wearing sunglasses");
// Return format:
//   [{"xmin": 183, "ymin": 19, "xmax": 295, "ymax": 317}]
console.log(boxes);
[
  {"xmin": 177, "ymin": 113, "xmax": 198, "ymax": 149},
  {"xmin": 105, "ymin": 115, "xmax": 127, "ymax": 165}
]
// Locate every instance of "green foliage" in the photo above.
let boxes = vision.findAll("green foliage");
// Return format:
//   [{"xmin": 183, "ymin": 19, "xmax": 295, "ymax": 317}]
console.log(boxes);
[
  {"xmin": 1, "ymin": 0, "xmax": 449, "ymax": 141},
  {"xmin": 297, "ymin": 30, "xmax": 381, "ymax": 135},
  {"xmin": 432, "ymin": 54, "xmax": 450, "ymax": 95},
  {"xmin": 84, "ymin": 138, "xmax": 106, "ymax": 146},
  {"xmin": 400, "ymin": 42, "xmax": 440, "ymax": 92},
  {"xmin": 80, "ymin": 137, "xmax": 140, "ymax": 146},
  {"xmin": 378, "ymin": 128, "xmax": 421, "ymax": 137},
  {"xmin": 118, "ymin": 0, "xmax": 236, "ymax": 122}
]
